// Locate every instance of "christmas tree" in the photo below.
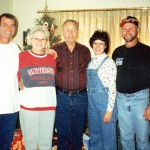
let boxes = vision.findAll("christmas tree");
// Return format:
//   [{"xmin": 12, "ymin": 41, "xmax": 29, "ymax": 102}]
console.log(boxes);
[{"xmin": 23, "ymin": 15, "xmax": 61, "ymax": 50}]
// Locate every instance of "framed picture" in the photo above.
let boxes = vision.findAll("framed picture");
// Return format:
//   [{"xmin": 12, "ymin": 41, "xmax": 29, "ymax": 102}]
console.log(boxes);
[{"xmin": 23, "ymin": 31, "xmax": 28, "ymax": 46}]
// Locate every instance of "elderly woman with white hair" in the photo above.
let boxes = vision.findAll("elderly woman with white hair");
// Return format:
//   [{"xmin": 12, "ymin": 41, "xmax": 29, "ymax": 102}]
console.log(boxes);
[{"xmin": 18, "ymin": 25, "xmax": 56, "ymax": 150}]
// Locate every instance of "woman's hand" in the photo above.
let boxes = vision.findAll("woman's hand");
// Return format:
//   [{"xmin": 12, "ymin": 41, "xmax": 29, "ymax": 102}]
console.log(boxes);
[
  {"xmin": 18, "ymin": 79, "xmax": 24, "ymax": 90},
  {"xmin": 144, "ymin": 104, "xmax": 150, "ymax": 121},
  {"xmin": 103, "ymin": 111, "xmax": 112, "ymax": 123},
  {"xmin": 44, "ymin": 48, "xmax": 58, "ymax": 59}
]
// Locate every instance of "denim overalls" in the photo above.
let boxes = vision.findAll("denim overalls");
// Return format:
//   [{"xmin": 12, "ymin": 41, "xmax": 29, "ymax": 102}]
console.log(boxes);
[{"xmin": 86, "ymin": 56, "xmax": 117, "ymax": 150}]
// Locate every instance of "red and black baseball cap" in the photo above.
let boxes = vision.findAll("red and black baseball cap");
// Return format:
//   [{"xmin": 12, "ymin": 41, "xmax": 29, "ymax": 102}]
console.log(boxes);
[{"xmin": 120, "ymin": 16, "xmax": 138, "ymax": 27}]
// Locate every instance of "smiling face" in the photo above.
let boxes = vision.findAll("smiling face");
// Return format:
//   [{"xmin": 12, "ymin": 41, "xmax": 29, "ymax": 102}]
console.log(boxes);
[
  {"xmin": 122, "ymin": 23, "xmax": 139, "ymax": 43},
  {"xmin": 0, "ymin": 16, "xmax": 16, "ymax": 43},
  {"xmin": 62, "ymin": 21, "xmax": 78, "ymax": 45},
  {"xmin": 92, "ymin": 39, "xmax": 106, "ymax": 56},
  {"xmin": 31, "ymin": 31, "xmax": 47, "ymax": 54}
]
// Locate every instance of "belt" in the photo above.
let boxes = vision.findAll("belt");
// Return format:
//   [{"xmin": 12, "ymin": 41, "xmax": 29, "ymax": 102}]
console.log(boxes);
[
  {"xmin": 57, "ymin": 88, "xmax": 87, "ymax": 96},
  {"xmin": 119, "ymin": 88, "xmax": 149, "ymax": 96}
]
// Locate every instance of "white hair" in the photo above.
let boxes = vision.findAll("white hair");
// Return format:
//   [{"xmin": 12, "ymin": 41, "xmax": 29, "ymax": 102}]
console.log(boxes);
[{"xmin": 26, "ymin": 25, "xmax": 50, "ymax": 48}]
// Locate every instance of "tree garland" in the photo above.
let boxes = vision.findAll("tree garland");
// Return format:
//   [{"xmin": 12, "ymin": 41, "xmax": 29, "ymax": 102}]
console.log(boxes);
[{"xmin": 23, "ymin": 15, "xmax": 61, "ymax": 50}]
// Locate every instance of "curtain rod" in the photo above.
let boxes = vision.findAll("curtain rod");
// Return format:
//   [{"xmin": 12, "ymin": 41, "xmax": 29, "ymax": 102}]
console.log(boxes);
[{"xmin": 37, "ymin": 7, "xmax": 150, "ymax": 14}]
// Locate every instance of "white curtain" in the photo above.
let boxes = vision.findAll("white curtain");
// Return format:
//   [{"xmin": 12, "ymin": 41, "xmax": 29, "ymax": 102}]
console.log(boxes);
[{"xmin": 48, "ymin": 9, "xmax": 150, "ymax": 56}]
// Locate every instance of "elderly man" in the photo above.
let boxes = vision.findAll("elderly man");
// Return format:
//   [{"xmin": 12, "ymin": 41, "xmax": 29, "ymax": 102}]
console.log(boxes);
[{"xmin": 52, "ymin": 19, "xmax": 91, "ymax": 150}]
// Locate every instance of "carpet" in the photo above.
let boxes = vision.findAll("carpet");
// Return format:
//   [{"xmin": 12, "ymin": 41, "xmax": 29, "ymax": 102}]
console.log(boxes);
[
  {"xmin": 11, "ymin": 129, "xmax": 86, "ymax": 150},
  {"xmin": 11, "ymin": 129, "xmax": 25, "ymax": 150}
]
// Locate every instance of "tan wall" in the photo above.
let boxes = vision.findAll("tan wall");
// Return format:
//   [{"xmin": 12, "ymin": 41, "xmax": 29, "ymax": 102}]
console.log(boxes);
[
  {"xmin": 0, "ymin": 0, "xmax": 12, "ymax": 14},
  {"xmin": 1, "ymin": 0, "xmax": 150, "ymax": 48}
]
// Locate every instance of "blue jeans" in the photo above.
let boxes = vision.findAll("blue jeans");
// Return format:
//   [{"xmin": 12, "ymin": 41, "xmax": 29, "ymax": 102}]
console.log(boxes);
[
  {"xmin": 88, "ymin": 88, "xmax": 117, "ymax": 150},
  {"xmin": 117, "ymin": 89, "xmax": 150, "ymax": 150},
  {"xmin": 0, "ymin": 112, "xmax": 18, "ymax": 150},
  {"xmin": 56, "ymin": 90, "xmax": 88, "ymax": 150},
  {"xmin": 87, "ymin": 67, "xmax": 117, "ymax": 150}
]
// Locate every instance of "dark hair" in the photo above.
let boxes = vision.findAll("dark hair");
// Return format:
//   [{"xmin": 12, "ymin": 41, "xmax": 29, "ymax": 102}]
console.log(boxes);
[
  {"xmin": 62, "ymin": 19, "xmax": 79, "ymax": 30},
  {"xmin": 0, "ymin": 13, "xmax": 18, "ymax": 38},
  {"xmin": 0, "ymin": 13, "xmax": 17, "ymax": 26},
  {"xmin": 89, "ymin": 30, "xmax": 110, "ymax": 54}
]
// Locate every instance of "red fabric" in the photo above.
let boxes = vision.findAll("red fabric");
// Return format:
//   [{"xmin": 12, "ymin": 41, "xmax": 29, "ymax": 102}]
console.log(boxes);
[
  {"xmin": 20, "ymin": 105, "xmax": 56, "ymax": 111},
  {"xmin": 52, "ymin": 41, "xmax": 91, "ymax": 91},
  {"xmin": 11, "ymin": 129, "xmax": 58, "ymax": 150},
  {"xmin": 11, "ymin": 129, "xmax": 25, "ymax": 150},
  {"xmin": 11, "ymin": 129, "xmax": 85, "ymax": 149}
]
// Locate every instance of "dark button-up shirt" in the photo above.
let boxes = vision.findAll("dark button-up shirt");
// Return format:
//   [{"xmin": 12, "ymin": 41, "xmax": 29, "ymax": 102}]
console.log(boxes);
[{"xmin": 52, "ymin": 41, "xmax": 91, "ymax": 91}]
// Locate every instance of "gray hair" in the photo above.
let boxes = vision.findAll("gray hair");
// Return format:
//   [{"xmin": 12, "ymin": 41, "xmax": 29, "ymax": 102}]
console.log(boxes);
[
  {"xmin": 26, "ymin": 25, "xmax": 50, "ymax": 48},
  {"xmin": 62, "ymin": 19, "xmax": 79, "ymax": 30}
]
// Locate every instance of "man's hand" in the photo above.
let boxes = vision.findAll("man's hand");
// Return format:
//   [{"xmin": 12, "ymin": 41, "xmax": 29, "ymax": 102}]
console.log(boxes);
[
  {"xmin": 103, "ymin": 111, "xmax": 112, "ymax": 123},
  {"xmin": 144, "ymin": 104, "xmax": 150, "ymax": 121},
  {"xmin": 44, "ymin": 48, "xmax": 58, "ymax": 59}
]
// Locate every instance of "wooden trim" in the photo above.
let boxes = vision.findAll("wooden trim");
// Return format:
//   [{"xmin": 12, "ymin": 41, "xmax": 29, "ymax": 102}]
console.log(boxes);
[{"xmin": 37, "ymin": 7, "xmax": 150, "ymax": 14}]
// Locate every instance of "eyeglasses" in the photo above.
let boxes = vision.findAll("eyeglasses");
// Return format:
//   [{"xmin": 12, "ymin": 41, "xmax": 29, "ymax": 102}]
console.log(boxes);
[{"xmin": 63, "ymin": 29, "xmax": 77, "ymax": 34}]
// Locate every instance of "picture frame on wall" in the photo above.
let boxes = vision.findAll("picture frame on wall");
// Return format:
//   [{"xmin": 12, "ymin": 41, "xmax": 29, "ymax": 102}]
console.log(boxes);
[{"xmin": 23, "ymin": 31, "xmax": 28, "ymax": 46}]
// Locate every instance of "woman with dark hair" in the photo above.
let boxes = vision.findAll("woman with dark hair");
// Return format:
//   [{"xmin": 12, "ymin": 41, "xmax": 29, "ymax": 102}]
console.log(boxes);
[{"xmin": 87, "ymin": 30, "xmax": 117, "ymax": 150}]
